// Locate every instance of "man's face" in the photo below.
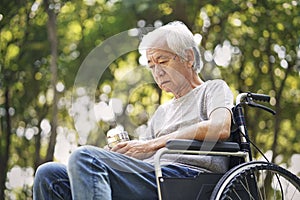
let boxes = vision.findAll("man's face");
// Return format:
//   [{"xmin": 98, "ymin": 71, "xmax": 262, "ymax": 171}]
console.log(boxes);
[{"xmin": 146, "ymin": 48, "xmax": 192, "ymax": 96}]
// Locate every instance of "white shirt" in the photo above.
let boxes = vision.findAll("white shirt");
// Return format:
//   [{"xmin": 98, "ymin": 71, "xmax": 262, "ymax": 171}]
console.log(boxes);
[{"xmin": 141, "ymin": 79, "xmax": 234, "ymax": 173}]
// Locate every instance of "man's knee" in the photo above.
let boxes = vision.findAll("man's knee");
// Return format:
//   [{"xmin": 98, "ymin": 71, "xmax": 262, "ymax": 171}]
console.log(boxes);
[
  {"xmin": 67, "ymin": 146, "xmax": 116, "ymax": 173},
  {"xmin": 68, "ymin": 146, "xmax": 102, "ymax": 170},
  {"xmin": 34, "ymin": 162, "xmax": 70, "ymax": 199},
  {"xmin": 35, "ymin": 162, "xmax": 57, "ymax": 181},
  {"xmin": 34, "ymin": 162, "xmax": 65, "ymax": 191}
]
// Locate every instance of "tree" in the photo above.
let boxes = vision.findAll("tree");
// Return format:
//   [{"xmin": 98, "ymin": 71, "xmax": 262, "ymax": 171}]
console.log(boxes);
[
  {"xmin": 43, "ymin": 0, "xmax": 59, "ymax": 163},
  {"xmin": 0, "ymin": 1, "xmax": 33, "ymax": 198},
  {"xmin": 1, "ymin": 0, "xmax": 299, "ymax": 199}
]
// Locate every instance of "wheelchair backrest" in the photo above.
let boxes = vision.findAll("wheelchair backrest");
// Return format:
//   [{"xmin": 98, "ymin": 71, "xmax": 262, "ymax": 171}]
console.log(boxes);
[{"xmin": 227, "ymin": 104, "xmax": 251, "ymax": 169}]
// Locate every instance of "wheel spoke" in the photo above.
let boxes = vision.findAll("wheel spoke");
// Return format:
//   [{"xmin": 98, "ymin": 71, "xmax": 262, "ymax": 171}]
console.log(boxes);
[{"xmin": 210, "ymin": 161, "xmax": 300, "ymax": 200}]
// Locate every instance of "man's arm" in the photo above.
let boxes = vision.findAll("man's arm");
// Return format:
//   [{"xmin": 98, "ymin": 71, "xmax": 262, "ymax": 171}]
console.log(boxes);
[{"xmin": 111, "ymin": 107, "xmax": 231, "ymax": 159}]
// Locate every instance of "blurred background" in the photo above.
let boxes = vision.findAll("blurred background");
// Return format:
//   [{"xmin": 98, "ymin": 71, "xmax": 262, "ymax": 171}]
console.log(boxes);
[{"xmin": 0, "ymin": 0, "xmax": 300, "ymax": 199}]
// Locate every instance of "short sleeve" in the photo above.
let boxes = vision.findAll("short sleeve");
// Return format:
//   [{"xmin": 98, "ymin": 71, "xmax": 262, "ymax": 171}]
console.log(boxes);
[{"xmin": 206, "ymin": 80, "xmax": 234, "ymax": 117}]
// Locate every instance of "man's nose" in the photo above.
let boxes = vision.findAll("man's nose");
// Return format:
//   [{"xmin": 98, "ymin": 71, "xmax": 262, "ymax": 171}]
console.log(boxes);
[{"xmin": 154, "ymin": 64, "xmax": 165, "ymax": 76}]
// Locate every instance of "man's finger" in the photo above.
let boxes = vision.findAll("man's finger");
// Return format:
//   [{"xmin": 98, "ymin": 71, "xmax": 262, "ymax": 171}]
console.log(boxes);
[{"xmin": 111, "ymin": 142, "xmax": 128, "ymax": 152}]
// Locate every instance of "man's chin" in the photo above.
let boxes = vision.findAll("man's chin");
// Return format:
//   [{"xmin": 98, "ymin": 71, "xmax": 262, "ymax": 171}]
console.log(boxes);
[{"xmin": 160, "ymin": 85, "xmax": 172, "ymax": 93}]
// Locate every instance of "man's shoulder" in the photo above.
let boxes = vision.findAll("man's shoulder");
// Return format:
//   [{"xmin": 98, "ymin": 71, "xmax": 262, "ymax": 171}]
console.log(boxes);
[
  {"xmin": 200, "ymin": 79, "xmax": 230, "ymax": 91},
  {"xmin": 193, "ymin": 79, "xmax": 228, "ymax": 92},
  {"xmin": 205, "ymin": 79, "xmax": 228, "ymax": 86}
]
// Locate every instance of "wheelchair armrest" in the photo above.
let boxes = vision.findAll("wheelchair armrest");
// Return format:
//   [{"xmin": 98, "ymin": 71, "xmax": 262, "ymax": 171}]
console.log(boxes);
[{"xmin": 166, "ymin": 139, "xmax": 240, "ymax": 152}]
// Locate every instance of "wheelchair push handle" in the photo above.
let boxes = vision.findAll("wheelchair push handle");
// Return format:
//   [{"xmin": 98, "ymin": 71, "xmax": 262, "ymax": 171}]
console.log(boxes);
[
  {"xmin": 236, "ymin": 92, "xmax": 276, "ymax": 115},
  {"xmin": 250, "ymin": 93, "xmax": 270, "ymax": 102}
]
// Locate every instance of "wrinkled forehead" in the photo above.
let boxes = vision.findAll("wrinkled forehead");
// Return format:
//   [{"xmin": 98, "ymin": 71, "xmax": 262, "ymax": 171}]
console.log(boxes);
[
  {"xmin": 143, "ymin": 37, "xmax": 174, "ymax": 54},
  {"xmin": 146, "ymin": 48, "xmax": 176, "ymax": 59}
]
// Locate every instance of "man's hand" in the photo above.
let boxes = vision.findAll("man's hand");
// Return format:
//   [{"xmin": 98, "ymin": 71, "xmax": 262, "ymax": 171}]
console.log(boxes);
[{"xmin": 110, "ymin": 140, "xmax": 156, "ymax": 160}]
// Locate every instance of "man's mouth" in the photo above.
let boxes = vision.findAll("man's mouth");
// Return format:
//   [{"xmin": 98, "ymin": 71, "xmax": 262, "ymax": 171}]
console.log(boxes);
[{"xmin": 160, "ymin": 81, "xmax": 170, "ymax": 85}]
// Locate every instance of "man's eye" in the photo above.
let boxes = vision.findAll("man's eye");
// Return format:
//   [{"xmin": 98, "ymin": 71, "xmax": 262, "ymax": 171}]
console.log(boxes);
[
  {"xmin": 148, "ymin": 60, "xmax": 154, "ymax": 68},
  {"xmin": 158, "ymin": 60, "xmax": 168, "ymax": 64}
]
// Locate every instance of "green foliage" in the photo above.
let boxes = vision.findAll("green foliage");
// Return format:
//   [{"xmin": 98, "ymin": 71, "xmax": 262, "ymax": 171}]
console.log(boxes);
[{"xmin": 0, "ymin": 0, "xmax": 299, "ymax": 199}]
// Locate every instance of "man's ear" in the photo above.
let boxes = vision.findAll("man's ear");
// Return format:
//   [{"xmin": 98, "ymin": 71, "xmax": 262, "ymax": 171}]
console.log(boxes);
[{"xmin": 185, "ymin": 48, "xmax": 195, "ymax": 68}]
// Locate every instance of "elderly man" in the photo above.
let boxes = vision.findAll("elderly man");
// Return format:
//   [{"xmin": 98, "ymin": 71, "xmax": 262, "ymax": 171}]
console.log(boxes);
[{"xmin": 33, "ymin": 21, "xmax": 233, "ymax": 200}]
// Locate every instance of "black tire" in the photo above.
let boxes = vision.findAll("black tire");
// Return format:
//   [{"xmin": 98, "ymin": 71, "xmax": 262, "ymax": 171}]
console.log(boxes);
[{"xmin": 210, "ymin": 161, "xmax": 300, "ymax": 200}]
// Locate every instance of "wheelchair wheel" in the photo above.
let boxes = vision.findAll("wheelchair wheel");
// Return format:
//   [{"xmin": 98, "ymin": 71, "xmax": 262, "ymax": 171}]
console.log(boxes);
[{"xmin": 210, "ymin": 161, "xmax": 300, "ymax": 200}]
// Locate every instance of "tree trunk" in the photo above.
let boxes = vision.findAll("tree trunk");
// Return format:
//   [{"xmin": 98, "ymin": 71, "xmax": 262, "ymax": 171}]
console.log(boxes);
[
  {"xmin": 0, "ymin": 88, "xmax": 12, "ymax": 200},
  {"xmin": 44, "ymin": 0, "xmax": 59, "ymax": 162},
  {"xmin": 270, "ymin": 64, "xmax": 292, "ymax": 163}
]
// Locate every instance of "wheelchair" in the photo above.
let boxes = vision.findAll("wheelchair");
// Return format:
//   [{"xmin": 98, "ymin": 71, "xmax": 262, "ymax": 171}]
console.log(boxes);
[{"xmin": 154, "ymin": 92, "xmax": 300, "ymax": 200}]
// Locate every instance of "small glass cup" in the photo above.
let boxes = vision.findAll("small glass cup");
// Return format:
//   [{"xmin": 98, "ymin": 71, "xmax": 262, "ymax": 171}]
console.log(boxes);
[{"xmin": 107, "ymin": 127, "xmax": 130, "ymax": 149}]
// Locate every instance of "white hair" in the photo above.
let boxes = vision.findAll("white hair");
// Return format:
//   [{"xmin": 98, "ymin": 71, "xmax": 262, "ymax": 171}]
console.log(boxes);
[{"xmin": 138, "ymin": 21, "xmax": 202, "ymax": 73}]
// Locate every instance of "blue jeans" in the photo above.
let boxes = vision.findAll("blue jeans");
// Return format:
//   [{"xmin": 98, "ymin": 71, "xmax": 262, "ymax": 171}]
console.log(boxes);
[{"xmin": 33, "ymin": 145, "xmax": 200, "ymax": 200}]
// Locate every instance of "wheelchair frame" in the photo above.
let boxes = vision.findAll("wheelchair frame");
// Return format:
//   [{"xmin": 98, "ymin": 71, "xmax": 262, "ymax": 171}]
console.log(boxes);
[
  {"xmin": 154, "ymin": 148, "xmax": 249, "ymax": 200},
  {"xmin": 154, "ymin": 92, "xmax": 300, "ymax": 200}
]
